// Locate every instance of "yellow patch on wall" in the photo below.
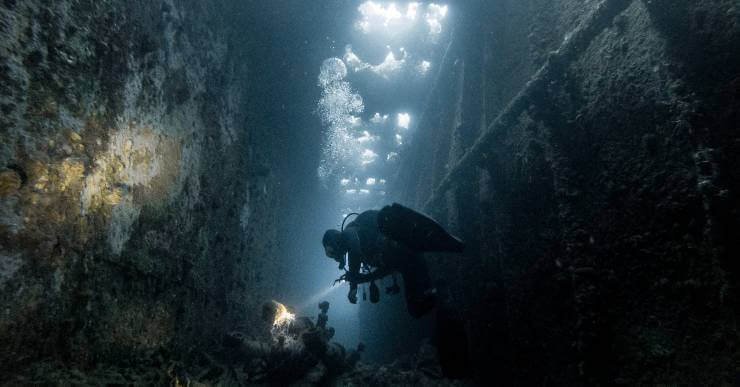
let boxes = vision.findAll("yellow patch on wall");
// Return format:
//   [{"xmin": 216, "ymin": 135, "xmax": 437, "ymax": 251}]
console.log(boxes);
[
  {"xmin": 57, "ymin": 159, "xmax": 85, "ymax": 192},
  {"xmin": 80, "ymin": 122, "xmax": 184, "ymax": 216},
  {"xmin": 0, "ymin": 170, "xmax": 22, "ymax": 197}
]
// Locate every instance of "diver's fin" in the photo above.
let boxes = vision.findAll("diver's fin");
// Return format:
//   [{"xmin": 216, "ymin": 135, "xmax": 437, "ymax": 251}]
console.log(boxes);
[{"xmin": 377, "ymin": 203, "xmax": 464, "ymax": 253}]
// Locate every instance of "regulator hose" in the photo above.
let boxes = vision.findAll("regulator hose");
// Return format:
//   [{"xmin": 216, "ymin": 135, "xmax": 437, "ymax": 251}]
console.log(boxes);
[{"xmin": 341, "ymin": 212, "xmax": 360, "ymax": 232}]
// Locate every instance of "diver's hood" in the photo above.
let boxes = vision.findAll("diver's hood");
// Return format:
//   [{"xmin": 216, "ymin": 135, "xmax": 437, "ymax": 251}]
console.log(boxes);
[{"xmin": 325, "ymin": 246, "xmax": 345, "ymax": 270}]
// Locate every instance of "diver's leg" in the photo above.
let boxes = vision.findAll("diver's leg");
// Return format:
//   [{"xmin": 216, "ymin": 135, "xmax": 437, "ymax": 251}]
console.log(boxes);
[{"xmin": 400, "ymin": 253, "xmax": 436, "ymax": 318}]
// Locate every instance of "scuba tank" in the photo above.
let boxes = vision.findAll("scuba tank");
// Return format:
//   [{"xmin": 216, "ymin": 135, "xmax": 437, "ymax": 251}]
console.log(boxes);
[{"xmin": 377, "ymin": 203, "xmax": 465, "ymax": 252}]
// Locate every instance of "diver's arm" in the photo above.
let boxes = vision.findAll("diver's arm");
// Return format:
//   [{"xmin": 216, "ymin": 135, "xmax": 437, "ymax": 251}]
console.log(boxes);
[
  {"xmin": 344, "ymin": 229, "xmax": 393, "ymax": 284},
  {"xmin": 344, "ymin": 229, "xmax": 363, "ymax": 274},
  {"xmin": 344, "ymin": 230, "xmax": 362, "ymax": 303}
]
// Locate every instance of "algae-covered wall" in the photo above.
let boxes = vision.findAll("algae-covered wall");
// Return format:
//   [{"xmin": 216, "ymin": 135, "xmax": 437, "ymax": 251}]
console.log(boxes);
[
  {"xmin": 388, "ymin": 0, "xmax": 739, "ymax": 384},
  {"xmin": 0, "ymin": 0, "xmax": 281, "ymax": 375}
]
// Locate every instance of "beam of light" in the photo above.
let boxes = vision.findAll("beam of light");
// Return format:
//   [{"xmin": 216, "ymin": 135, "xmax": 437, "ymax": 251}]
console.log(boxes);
[
  {"xmin": 361, "ymin": 149, "xmax": 378, "ymax": 165},
  {"xmin": 373, "ymin": 51, "xmax": 405, "ymax": 78},
  {"xmin": 370, "ymin": 113, "xmax": 389, "ymax": 124},
  {"xmin": 356, "ymin": 2, "xmax": 448, "ymax": 38},
  {"xmin": 356, "ymin": 1, "xmax": 419, "ymax": 34},
  {"xmin": 344, "ymin": 46, "xmax": 369, "ymax": 73},
  {"xmin": 344, "ymin": 46, "xmax": 406, "ymax": 78},
  {"xmin": 407, "ymin": 2, "xmax": 420, "ymax": 20},
  {"xmin": 397, "ymin": 113, "xmax": 411, "ymax": 129},
  {"xmin": 418, "ymin": 60, "xmax": 432, "ymax": 75},
  {"xmin": 429, "ymin": 3, "xmax": 448, "ymax": 18},
  {"xmin": 296, "ymin": 283, "xmax": 344, "ymax": 313},
  {"xmin": 426, "ymin": 4, "xmax": 449, "ymax": 35},
  {"xmin": 357, "ymin": 130, "xmax": 378, "ymax": 144}
]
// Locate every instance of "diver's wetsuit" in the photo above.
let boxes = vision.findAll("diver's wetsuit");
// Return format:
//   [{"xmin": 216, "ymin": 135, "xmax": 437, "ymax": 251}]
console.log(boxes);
[
  {"xmin": 341, "ymin": 210, "xmax": 436, "ymax": 318},
  {"xmin": 336, "ymin": 204, "xmax": 468, "ymax": 377}
]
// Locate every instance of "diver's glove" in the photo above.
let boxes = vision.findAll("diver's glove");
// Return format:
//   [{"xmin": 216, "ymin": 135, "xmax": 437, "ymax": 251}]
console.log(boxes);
[
  {"xmin": 333, "ymin": 271, "xmax": 366, "ymax": 287},
  {"xmin": 333, "ymin": 271, "xmax": 359, "ymax": 286},
  {"xmin": 344, "ymin": 271, "xmax": 361, "ymax": 283},
  {"xmin": 333, "ymin": 273, "xmax": 348, "ymax": 286},
  {"xmin": 348, "ymin": 287, "xmax": 358, "ymax": 304}
]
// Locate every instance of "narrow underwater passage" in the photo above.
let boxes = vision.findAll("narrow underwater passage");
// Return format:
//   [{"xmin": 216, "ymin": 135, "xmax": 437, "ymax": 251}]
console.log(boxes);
[{"xmin": 1, "ymin": 0, "xmax": 739, "ymax": 385}]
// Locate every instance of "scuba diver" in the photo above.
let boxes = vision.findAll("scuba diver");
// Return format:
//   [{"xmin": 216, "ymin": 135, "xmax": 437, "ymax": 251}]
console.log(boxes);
[{"xmin": 322, "ymin": 203, "xmax": 464, "ymax": 318}]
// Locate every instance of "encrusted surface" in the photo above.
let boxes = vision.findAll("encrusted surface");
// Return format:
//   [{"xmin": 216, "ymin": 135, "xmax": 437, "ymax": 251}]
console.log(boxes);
[
  {"xmin": 380, "ymin": 0, "xmax": 740, "ymax": 384},
  {"xmin": 0, "ymin": 0, "xmax": 281, "ymax": 376}
]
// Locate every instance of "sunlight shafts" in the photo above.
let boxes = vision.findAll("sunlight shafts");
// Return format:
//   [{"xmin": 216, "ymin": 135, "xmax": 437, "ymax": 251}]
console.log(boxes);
[
  {"xmin": 356, "ymin": 2, "xmax": 449, "ymax": 36},
  {"xmin": 316, "ymin": 2, "xmax": 450, "ymax": 302}
]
